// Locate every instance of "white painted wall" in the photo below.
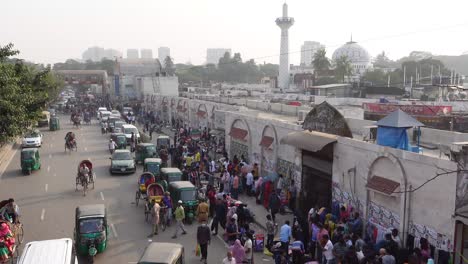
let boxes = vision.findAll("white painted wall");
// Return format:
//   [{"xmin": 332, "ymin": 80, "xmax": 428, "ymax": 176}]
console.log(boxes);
[{"xmin": 333, "ymin": 137, "xmax": 457, "ymax": 244}]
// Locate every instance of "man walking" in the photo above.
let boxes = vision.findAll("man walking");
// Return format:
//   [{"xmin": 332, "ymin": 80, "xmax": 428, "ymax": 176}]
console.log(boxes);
[
  {"xmin": 279, "ymin": 220, "xmax": 292, "ymax": 251},
  {"xmin": 268, "ymin": 189, "xmax": 281, "ymax": 223},
  {"xmin": 151, "ymin": 202, "xmax": 160, "ymax": 236},
  {"xmin": 246, "ymin": 170, "xmax": 254, "ymax": 196},
  {"xmin": 211, "ymin": 198, "xmax": 227, "ymax": 235},
  {"xmin": 197, "ymin": 219, "xmax": 211, "ymax": 264},
  {"xmin": 172, "ymin": 200, "xmax": 187, "ymax": 239}
]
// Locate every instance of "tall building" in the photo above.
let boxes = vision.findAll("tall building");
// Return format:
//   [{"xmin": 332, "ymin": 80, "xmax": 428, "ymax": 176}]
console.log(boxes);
[
  {"xmin": 206, "ymin": 48, "xmax": 231, "ymax": 65},
  {"xmin": 276, "ymin": 3, "xmax": 294, "ymax": 90},
  {"xmin": 158, "ymin": 47, "xmax": 171, "ymax": 64},
  {"xmin": 127, "ymin": 49, "xmax": 139, "ymax": 59},
  {"xmin": 82, "ymin": 47, "xmax": 122, "ymax": 62},
  {"xmin": 140, "ymin": 49, "xmax": 153, "ymax": 59},
  {"xmin": 300, "ymin": 41, "xmax": 324, "ymax": 66}
]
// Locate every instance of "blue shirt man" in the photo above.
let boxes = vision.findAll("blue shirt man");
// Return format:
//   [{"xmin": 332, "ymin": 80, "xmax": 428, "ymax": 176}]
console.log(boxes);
[{"xmin": 279, "ymin": 220, "xmax": 292, "ymax": 243}]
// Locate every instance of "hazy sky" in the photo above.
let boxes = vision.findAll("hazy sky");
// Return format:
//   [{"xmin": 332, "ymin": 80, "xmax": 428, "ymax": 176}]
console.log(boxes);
[{"xmin": 2, "ymin": 0, "xmax": 467, "ymax": 65}]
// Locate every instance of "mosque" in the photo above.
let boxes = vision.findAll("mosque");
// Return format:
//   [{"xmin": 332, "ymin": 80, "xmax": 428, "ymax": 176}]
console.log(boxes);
[{"xmin": 332, "ymin": 37, "xmax": 373, "ymax": 79}]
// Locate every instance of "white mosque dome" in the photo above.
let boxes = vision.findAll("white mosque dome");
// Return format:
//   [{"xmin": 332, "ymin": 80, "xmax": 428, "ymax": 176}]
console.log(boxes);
[{"xmin": 332, "ymin": 40, "xmax": 371, "ymax": 64}]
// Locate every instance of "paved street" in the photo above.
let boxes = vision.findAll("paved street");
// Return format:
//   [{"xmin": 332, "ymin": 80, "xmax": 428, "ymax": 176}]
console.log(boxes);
[{"xmin": 0, "ymin": 115, "xmax": 275, "ymax": 264}]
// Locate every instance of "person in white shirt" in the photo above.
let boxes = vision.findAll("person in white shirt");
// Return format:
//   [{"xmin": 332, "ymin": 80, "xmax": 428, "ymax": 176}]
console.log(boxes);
[
  {"xmin": 210, "ymin": 159, "xmax": 216, "ymax": 173},
  {"xmin": 222, "ymin": 251, "xmax": 236, "ymax": 264},
  {"xmin": 108, "ymin": 139, "xmax": 117, "ymax": 154},
  {"xmin": 246, "ymin": 170, "xmax": 254, "ymax": 196},
  {"xmin": 244, "ymin": 232, "xmax": 254, "ymax": 264},
  {"xmin": 321, "ymin": 234, "xmax": 335, "ymax": 264}
]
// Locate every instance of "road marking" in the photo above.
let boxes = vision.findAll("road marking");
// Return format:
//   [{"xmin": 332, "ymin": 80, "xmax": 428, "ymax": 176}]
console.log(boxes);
[
  {"xmin": 45, "ymin": 184, "xmax": 48, "ymax": 192},
  {"xmin": 48, "ymin": 154, "xmax": 52, "ymax": 159},
  {"xmin": 100, "ymin": 192, "xmax": 105, "ymax": 201},
  {"xmin": 110, "ymin": 223, "xmax": 118, "ymax": 238},
  {"xmin": 53, "ymin": 173, "xmax": 56, "ymax": 177},
  {"xmin": 84, "ymin": 147, "xmax": 88, "ymax": 151},
  {"xmin": 47, "ymin": 166, "xmax": 50, "ymax": 172},
  {"xmin": 50, "ymin": 143, "xmax": 53, "ymax": 148},
  {"xmin": 40, "ymin": 209, "xmax": 45, "ymax": 221}
]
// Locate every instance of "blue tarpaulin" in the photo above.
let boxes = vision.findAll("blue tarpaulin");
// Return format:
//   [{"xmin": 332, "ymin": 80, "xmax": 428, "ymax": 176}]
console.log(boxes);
[{"xmin": 377, "ymin": 127, "xmax": 410, "ymax": 150}]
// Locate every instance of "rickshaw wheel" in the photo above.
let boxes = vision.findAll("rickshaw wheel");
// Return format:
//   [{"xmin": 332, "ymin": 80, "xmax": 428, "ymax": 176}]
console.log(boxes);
[
  {"xmin": 135, "ymin": 191, "xmax": 140, "ymax": 206},
  {"xmin": 88, "ymin": 255, "xmax": 94, "ymax": 264}
]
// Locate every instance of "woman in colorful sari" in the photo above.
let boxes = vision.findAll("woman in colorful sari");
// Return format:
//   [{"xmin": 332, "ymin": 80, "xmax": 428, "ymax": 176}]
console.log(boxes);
[{"xmin": 0, "ymin": 222, "xmax": 15, "ymax": 262}]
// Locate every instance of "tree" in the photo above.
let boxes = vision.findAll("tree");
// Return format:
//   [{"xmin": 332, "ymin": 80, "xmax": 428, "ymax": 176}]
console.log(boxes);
[
  {"xmin": 362, "ymin": 69, "xmax": 387, "ymax": 86},
  {"xmin": 334, "ymin": 56, "xmax": 353, "ymax": 83},
  {"xmin": 0, "ymin": 43, "xmax": 62, "ymax": 144},
  {"xmin": 312, "ymin": 48, "xmax": 331, "ymax": 72},
  {"xmin": 164, "ymin": 56, "xmax": 175, "ymax": 75}
]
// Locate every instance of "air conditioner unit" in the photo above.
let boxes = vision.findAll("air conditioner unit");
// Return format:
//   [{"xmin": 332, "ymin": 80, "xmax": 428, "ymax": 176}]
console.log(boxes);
[{"xmin": 297, "ymin": 110, "xmax": 308, "ymax": 122}]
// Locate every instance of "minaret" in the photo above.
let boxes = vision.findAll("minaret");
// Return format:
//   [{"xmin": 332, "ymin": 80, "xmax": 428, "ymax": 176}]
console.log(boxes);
[{"xmin": 276, "ymin": 3, "xmax": 294, "ymax": 90}]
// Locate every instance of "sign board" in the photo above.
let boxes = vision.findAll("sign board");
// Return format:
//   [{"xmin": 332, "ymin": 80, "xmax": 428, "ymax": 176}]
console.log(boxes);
[{"xmin": 362, "ymin": 103, "xmax": 452, "ymax": 116}]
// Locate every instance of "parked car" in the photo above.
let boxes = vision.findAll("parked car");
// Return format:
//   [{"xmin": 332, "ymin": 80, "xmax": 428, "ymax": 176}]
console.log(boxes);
[
  {"xmin": 22, "ymin": 129, "xmax": 43, "ymax": 148},
  {"xmin": 109, "ymin": 149, "xmax": 136, "ymax": 174}
]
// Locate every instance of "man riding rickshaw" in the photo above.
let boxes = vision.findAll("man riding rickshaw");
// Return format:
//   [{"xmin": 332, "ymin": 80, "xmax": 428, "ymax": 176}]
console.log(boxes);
[
  {"xmin": 76, "ymin": 160, "xmax": 95, "ymax": 196},
  {"xmin": 135, "ymin": 172, "xmax": 156, "ymax": 206},
  {"xmin": 65, "ymin": 132, "xmax": 77, "ymax": 151}
]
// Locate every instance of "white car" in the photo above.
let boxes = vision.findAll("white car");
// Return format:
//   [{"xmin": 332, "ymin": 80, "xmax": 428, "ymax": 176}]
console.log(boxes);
[{"xmin": 22, "ymin": 130, "xmax": 43, "ymax": 148}]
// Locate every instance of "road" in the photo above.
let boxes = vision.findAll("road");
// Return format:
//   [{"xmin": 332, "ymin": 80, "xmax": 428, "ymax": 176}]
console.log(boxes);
[{"xmin": 0, "ymin": 115, "xmax": 270, "ymax": 264}]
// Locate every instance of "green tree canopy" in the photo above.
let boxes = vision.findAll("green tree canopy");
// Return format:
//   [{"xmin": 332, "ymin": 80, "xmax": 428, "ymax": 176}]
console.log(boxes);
[
  {"xmin": 312, "ymin": 48, "xmax": 331, "ymax": 72},
  {"xmin": 334, "ymin": 56, "xmax": 353, "ymax": 83},
  {"xmin": 0, "ymin": 43, "xmax": 62, "ymax": 143}
]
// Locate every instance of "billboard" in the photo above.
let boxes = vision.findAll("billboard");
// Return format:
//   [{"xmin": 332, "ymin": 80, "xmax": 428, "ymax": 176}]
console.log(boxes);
[{"xmin": 362, "ymin": 103, "xmax": 452, "ymax": 116}]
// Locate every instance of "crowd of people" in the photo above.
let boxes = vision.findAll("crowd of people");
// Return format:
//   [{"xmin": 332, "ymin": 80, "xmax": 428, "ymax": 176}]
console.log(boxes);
[{"xmin": 130, "ymin": 106, "xmax": 440, "ymax": 264}]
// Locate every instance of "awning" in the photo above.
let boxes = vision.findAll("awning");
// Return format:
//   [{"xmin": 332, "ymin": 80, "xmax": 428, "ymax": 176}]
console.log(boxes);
[
  {"xmin": 209, "ymin": 129, "xmax": 224, "ymax": 136},
  {"xmin": 229, "ymin": 127, "xmax": 248, "ymax": 140},
  {"xmin": 259, "ymin": 136, "xmax": 274, "ymax": 148},
  {"xmin": 280, "ymin": 130, "xmax": 337, "ymax": 152},
  {"xmin": 366, "ymin": 176, "xmax": 400, "ymax": 195}
]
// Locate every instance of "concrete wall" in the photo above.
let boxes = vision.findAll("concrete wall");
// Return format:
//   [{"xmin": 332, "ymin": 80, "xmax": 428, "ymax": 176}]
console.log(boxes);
[{"xmin": 333, "ymin": 137, "xmax": 457, "ymax": 246}]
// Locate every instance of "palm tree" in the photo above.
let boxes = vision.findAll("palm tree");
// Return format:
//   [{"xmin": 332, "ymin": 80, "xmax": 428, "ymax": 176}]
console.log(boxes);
[
  {"xmin": 334, "ymin": 56, "xmax": 353, "ymax": 83},
  {"xmin": 312, "ymin": 48, "xmax": 331, "ymax": 75}
]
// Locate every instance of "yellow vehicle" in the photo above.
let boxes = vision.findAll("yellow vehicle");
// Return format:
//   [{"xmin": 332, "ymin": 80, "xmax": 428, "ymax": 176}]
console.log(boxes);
[{"xmin": 38, "ymin": 111, "xmax": 50, "ymax": 127}]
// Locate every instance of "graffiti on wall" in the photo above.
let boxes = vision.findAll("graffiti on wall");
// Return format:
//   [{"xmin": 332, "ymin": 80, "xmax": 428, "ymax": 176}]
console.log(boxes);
[
  {"xmin": 332, "ymin": 182, "xmax": 364, "ymax": 216},
  {"xmin": 262, "ymin": 148, "xmax": 276, "ymax": 173},
  {"xmin": 230, "ymin": 141, "xmax": 249, "ymax": 163},
  {"xmin": 368, "ymin": 201, "xmax": 401, "ymax": 230},
  {"xmin": 408, "ymin": 222, "xmax": 453, "ymax": 251},
  {"xmin": 277, "ymin": 159, "xmax": 294, "ymax": 177}
]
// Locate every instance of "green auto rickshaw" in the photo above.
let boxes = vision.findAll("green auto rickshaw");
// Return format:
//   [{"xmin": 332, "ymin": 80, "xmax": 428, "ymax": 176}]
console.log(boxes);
[
  {"xmin": 156, "ymin": 135, "xmax": 170, "ymax": 151},
  {"xmin": 49, "ymin": 116, "xmax": 60, "ymax": 131},
  {"xmin": 144, "ymin": 158, "xmax": 162, "ymax": 176},
  {"xmin": 169, "ymin": 181, "xmax": 198, "ymax": 224},
  {"xmin": 135, "ymin": 143, "xmax": 157, "ymax": 164},
  {"xmin": 21, "ymin": 148, "xmax": 41, "ymax": 175},
  {"xmin": 160, "ymin": 168, "xmax": 182, "ymax": 184},
  {"xmin": 110, "ymin": 133, "xmax": 127, "ymax": 149},
  {"xmin": 137, "ymin": 242, "xmax": 185, "ymax": 264},
  {"xmin": 74, "ymin": 204, "xmax": 108, "ymax": 263}
]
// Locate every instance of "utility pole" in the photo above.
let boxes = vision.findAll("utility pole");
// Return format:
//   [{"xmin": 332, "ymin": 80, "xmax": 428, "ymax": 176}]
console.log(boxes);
[
  {"xmin": 431, "ymin": 65, "xmax": 433, "ymax": 84},
  {"xmin": 410, "ymin": 76, "xmax": 413, "ymax": 99},
  {"xmin": 403, "ymin": 66, "xmax": 406, "ymax": 87},
  {"xmin": 387, "ymin": 74, "xmax": 391, "ymax": 88},
  {"xmin": 439, "ymin": 65, "xmax": 441, "ymax": 84}
]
